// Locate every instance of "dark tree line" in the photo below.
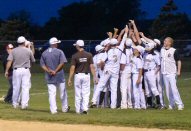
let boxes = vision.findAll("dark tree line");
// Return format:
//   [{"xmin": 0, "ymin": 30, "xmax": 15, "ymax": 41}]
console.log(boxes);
[{"xmin": 0, "ymin": 0, "xmax": 191, "ymax": 41}]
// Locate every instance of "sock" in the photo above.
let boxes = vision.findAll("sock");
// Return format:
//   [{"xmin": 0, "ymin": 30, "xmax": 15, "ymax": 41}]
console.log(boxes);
[
  {"xmin": 147, "ymin": 96, "xmax": 152, "ymax": 106},
  {"xmin": 99, "ymin": 92, "xmax": 105, "ymax": 105},
  {"xmin": 156, "ymin": 95, "xmax": 161, "ymax": 105}
]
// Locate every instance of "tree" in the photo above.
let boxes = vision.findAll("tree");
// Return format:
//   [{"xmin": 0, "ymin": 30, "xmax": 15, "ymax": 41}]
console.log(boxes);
[
  {"xmin": 8, "ymin": 10, "xmax": 32, "ymax": 24},
  {"xmin": 43, "ymin": 0, "xmax": 144, "ymax": 39},
  {"xmin": 0, "ymin": 20, "xmax": 30, "ymax": 41},
  {"xmin": 0, "ymin": 10, "xmax": 32, "ymax": 41},
  {"xmin": 150, "ymin": 0, "xmax": 191, "ymax": 39}
]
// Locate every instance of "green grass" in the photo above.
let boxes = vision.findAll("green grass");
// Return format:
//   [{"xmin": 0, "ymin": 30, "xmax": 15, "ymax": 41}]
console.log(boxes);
[{"xmin": 0, "ymin": 72, "xmax": 191, "ymax": 130}]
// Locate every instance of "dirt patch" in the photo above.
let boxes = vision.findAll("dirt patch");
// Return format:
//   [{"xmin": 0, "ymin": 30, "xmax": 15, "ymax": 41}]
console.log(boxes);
[{"xmin": 0, "ymin": 119, "xmax": 185, "ymax": 131}]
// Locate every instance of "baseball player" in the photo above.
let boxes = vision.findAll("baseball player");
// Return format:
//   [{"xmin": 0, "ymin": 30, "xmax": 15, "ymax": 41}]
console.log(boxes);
[
  {"xmin": 25, "ymin": 40, "xmax": 35, "ymax": 55},
  {"xmin": 91, "ymin": 26, "xmax": 128, "ymax": 109},
  {"xmin": 18, "ymin": 40, "xmax": 35, "ymax": 104},
  {"xmin": 5, "ymin": 36, "xmax": 35, "ymax": 109},
  {"xmin": 68, "ymin": 40, "xmax": 98, "ymax": 114},
  {"xmin": 119, "ymin": 38, "xmax": 133, "ymax": 109},
  {"xmin": 131, "ymin": 45, "xmax": 146, "ymax": 109},
  {"xmin": 153, "ymin": 39, "xmax": 165, "ymax": 108},
  {"xmin": 40, "ymin": 37, "xmax": 69, "ymax": 114},
  {"xmin": 139, "ymin": 33, "xmax": 165, "ymax": 108},
  {"xmin": 161, "ymin": 37, "xmax": 184, "ymax": 110},
  {"xmin": 92, "ymin": 44, "xmax": 106, "ymax": 107},
  {"xmin": 143, "ymin": 42, "xmax": 162, "ymax": 109}
]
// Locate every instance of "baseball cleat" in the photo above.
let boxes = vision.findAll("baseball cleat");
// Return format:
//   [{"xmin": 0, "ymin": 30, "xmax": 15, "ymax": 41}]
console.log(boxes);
[
  {"xmin": 82, "ymin": 111, "xmax": 88, "ymax": 115},
  {"xmin": 62, "ymin": 106, "xmax": 70, "ymax": 113},
  {"xmin": 51, "ymin": 111, "xmax": 58, "ymax": 115},
  {"xmin": 89, "ymin": 102, "xmax": 96, "ymax": 108}
]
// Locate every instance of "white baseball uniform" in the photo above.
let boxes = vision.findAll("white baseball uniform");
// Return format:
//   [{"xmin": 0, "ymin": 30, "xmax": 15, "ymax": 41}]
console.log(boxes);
[
  {"xmin": 93, "ymin": 52, "xmax": 108, "ymax": 106},
  {"xmin": 91, "ymin": 38, "xmax": 125, "ymax": 109},
  {"xmin": 131, "ymin": 56, "xmax": 146, "ymax": 109},
  {"xmin": 120, "ymin": 48, "xmax": 133, "ymax": 109},
  {"xmin": 154, "ymin": 50, "xmax": 165, "ymax": 107},
  {"xmin": 161, "ymin": 47, "xmax": 184, "ymax": 109},
  {"xmin": 143, "ymin": 52, "xmax": 160, "ymax": 97}
]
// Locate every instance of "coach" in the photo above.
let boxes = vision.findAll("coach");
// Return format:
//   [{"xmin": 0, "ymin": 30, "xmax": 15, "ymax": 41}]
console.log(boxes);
[
  {"xmin": 5, "ymin": 36, "xmax": 35, "ymax": 109},
  {"xmin": 68, "ymin": 40, "xmax": 97, "ymax": 114},
  {"xmin": 40, "ymin": 37, "xmax": 69, "ymax": 114}
]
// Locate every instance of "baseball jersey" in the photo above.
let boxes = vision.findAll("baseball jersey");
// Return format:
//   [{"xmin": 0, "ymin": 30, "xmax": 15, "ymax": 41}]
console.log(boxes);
[
  {"xmin": 103, "ymin": 39, "xmax": 125, "ymax": 74},
  {"xmin": 131, "ymin": 56, "xmax": 143, "ymax": 74},
  {"xmin": 160, "ymin": 47, "xmax": 180, "ymax": 74},
  {"xmin": 93, "ymin": 52, "xmax": 107, "ymax": 78},
  {"xmin": 40, "ymin": 48, "xmax": 67, "ymax": 84},
  {"xmin": 143, "ymin": 52, "xmax": 160, "ymax": 70},
  {"xmin": 120, "ymin": 48, "xmax": 133, "ymax": 73},
  {"xmin": 71, "ymin": 50, "xmax": 93, "ymax": 73},
  {"xmin": 7, "ymin": 46, "xmax": 35, "ymax": 68},
  {"xmin": 93, "ymin": 54, "xmax": 99, "ymax": 77}
]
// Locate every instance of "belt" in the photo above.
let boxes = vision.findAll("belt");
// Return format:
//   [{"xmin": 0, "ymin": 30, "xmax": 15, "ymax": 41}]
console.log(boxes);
[
  {"xmin": 14, "ymin": 67, "xmax": 29, "ymax": 70},
  {"xmin": 144, "ymin": 69, "xmax": 153, "ymax": 72},
  {"xmin": 75, "ymin": 72, "xmax": 89, "ymax": 75}
]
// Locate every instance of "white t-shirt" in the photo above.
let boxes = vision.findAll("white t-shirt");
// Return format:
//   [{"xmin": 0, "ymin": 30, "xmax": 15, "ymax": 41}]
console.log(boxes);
[
  {"xmin": 93, "ymin": 52, "xmax": 107, "ymax": 77},
  {"xmin": 120, "ymin": 48, "xmax": 133, "ymax": 73},
  {"xmin": 104, "ymin": 39, "xmax": 125, "ymax": 74},
  {"xmin": 131, "ymin": 56, "xmax": 143, "ymax": 74},
  {"xmin": 143, "ymin": 52, "xmax": 160, "ymax": 70}
]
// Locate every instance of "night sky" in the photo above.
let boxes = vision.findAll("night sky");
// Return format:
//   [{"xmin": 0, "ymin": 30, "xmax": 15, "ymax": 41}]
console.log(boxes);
[{"xmin": 0, "ymin": 0, "xmax": 191, "ymax": 25}]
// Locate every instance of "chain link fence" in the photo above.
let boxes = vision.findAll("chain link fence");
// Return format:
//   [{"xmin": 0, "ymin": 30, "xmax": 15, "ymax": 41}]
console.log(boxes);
[{"xmin": 0, "ymin": 40, "xmax": 190, "ymax": 73}]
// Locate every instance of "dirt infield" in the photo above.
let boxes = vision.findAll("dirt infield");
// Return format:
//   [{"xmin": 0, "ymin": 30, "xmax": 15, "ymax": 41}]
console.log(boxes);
[{"xmin": 0, "ymin": 119, "xmax": 186, "ymax": 131}]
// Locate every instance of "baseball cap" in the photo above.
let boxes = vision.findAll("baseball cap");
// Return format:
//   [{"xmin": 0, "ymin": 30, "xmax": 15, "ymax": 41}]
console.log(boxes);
[
  {"xmin": 7, "ymin": 44, "xmax": 14, "ymax": 49},
  {"xmin": 154, "ymin": 39, "xmax": 161, "ymax": 45},
  {"xmin": 133, "ymin": 45, "xmax": 144, "ymax": 53},
  {"xmin": 95, "ymin": 45, "xmax": 104, "ymax": 52},
  {"xmin": 17, "ymin": 36, "xmax": 26, "ymax": 44},
  {"xmin": 73, "ymin": 40, "xmax": 84, "ymax": 47},
  {"xmin": 125, "ymin": 38, "xmax": 133, "ymax": 47},
  {"xmin": 49, "ymin": 37, "xmax": 61, "ymax": 45},
  {"xmin": 100, "ymin": 39, "xmax": 110, "ymax": 46},
  {"xmin": 110, "ymin": 38, "xmax": 118, "ymax": 45}
]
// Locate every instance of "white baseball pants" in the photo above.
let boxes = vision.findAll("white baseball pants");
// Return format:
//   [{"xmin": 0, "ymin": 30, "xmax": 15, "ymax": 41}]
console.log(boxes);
[
  {"xmin": 12, "ymin": 68, "xmax": 31, "ymax": 109},
  {"xmin": 93, "ymin": 81, "xmax": 109, "ymax": 107},
  {"xmin": 144, "ymin": 70, "xmax": 159, "ymax": 97},
  {"xmin": 120, "ymin": 72, "xmax": 132, "ymax": 108},
  {"xmin": 156, "ymin": 72, "xmax": 165, "ymax": 106},
  {"xmin": 74, "ymin": 73, "xmax": 90, "ymax": 113},
  {"xmin": 93, "ymin": 84, "xmax": 100, "ymax": 106},
  {"xmin": 132, "ymin": 74, "xmax": 146, "ymax": 109},
  {"xmin": 163, "ymin": 74, "xmax": 184, "ymax": 108},
  {"xmin": 92, "ymin": 70, "xmax": 118, "ymax": 109},
  {"xmin": 47, "ymin": 83, "xmax": 68, "ymax": 114}
]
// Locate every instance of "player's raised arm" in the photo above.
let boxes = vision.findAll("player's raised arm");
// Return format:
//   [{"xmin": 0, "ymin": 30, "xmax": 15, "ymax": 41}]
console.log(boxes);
[
  {"xmin": 130, "ymin": 20, "xmax": 142, "ymax": 45},
  {"xmin": 118, "ymin": 25, "xmax": 128, "ymax": 50},
  {"xmin": 140, "ymin": 32, "xmax": 155, "ymax": 44},
  {"xmin": 113, "ymin": 28, "xmax": 119, "ymax": 39},
  {"xmin": 117, "ymin": 28, "xmax": 125, "ymax": 42}
]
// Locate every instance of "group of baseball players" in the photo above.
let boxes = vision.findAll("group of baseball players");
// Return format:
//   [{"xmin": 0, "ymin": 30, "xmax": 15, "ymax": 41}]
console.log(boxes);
[
  {"xmin": 90, "ymin": 20, "xmax": 184, "ymax": 111},
  {"xmin": 1, "ymin": 19, "xmax": 184, "ymax": 115}
]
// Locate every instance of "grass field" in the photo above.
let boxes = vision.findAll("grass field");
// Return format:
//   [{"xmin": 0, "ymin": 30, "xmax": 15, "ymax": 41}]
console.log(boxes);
[{"xmin": 0, "ymin": 59, "xmax": 191, "ymax": 130}]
